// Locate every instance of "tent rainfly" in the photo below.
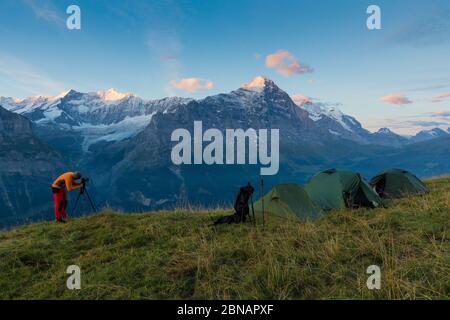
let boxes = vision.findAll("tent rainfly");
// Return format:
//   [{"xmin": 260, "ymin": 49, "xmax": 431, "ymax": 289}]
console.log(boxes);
[
  {"xmin": 305, "ymin": 169, "xmax": 383, "ymax": 210},
  {"xmin": 370, "ymin": 169, "xmax": 429, "ymax": 199},
  {"xmin": 253, "ymin": 183, "xmax": 320, "ymax": 221}
]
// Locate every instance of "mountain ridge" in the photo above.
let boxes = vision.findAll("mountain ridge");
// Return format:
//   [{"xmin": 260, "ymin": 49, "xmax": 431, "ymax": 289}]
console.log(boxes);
[
  {"xmin": 1, "ymin": 78, "xmax": 450, "ymax": 224},
  {"xmin": 3, "ymin": 79, "xmax": 447, "ymax": 148}
]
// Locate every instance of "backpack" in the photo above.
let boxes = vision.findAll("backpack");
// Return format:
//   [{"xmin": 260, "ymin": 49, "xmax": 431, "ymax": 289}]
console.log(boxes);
[{"xmin": 213, "ymin": 183, "xmax": 255, "ymax": 225}]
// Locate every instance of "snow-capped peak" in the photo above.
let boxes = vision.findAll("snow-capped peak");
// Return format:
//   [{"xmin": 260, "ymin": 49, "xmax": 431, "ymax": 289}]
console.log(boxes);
[
  {"xmin": 94, "ymin": 88, "xmax": 132, "ymax": 101},
  {"xmin": 303, "ymin": 103, "xmax": 344, "ymax": 120},
  {"xmin": 50, "ymin": 90, "xmax": 71, "ymax": 100},
  {"xmin": 0, "ymin": 90, "xmax": 71, "ymax": 114},
  {"xmin": 12, "ymin": 90, "xmax": 70, "ymax": 103},
  {"xmin": 291, "ymin": 94, "xmax": 312, "ymax": 106},
  {"xmin": 418, "ymin": 128, "xmax": 448, "ymax": 137},
  {"xmin": 241, "ymin": 76, "xmax": 272, "ymax": 91},
  {"xmin": 376, "ymin": 127, "xmax": 393, "ymax": 134},
  {"xmin": 410, "ymin": 127, "xmax": 449, "ymax": 143},
  {"xmin": 300, "ymin": 102, "xmax": 360, "ymax": 133}
]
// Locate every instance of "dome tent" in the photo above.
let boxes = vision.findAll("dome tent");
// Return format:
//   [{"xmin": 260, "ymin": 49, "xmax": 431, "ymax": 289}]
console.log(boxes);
[
  {"xmin": 370, "ymin": 169, "xmax": 429, "ymax": 199},
  {"xmin": 253, "ymin": 183, "xmax": 320, "ymax": 221},
  {"xmin": 304, "ymin": 169, "xmax": 383, "ymax": 210}
]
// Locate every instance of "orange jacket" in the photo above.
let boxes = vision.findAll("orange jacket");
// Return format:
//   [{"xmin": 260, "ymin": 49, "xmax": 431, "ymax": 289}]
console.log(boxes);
[{"xmin": 52, "ymin": 172, "xmax": 82, "ymax": 191}]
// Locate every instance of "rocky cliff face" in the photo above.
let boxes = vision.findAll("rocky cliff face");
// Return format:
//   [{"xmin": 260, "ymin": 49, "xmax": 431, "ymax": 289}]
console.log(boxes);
[{"xmin": 0, "ymin": 106, "xmax": 66, "ymax": 226}]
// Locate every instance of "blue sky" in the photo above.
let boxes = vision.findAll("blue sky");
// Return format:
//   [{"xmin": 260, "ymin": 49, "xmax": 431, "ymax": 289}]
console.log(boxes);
[{"xmin": 0, "ymin": 0, "xmax": 450, "ymax": 134}]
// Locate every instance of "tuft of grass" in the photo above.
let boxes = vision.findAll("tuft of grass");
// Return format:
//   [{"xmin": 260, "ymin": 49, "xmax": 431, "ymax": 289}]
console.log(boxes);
[{"xmin": 0, "ymin": 178, "xmax": 449, "ymax": 300}]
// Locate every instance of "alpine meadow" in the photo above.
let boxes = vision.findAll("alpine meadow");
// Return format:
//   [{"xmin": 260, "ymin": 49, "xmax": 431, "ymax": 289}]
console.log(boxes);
[{"xmin": 0, "ymin": 177, "xmax": 448, "ymax": 299}]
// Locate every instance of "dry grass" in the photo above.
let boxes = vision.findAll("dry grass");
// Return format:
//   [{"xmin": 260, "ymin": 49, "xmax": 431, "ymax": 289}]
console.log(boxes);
[{"xmin": 0, "ymin": 178, "xmax": 448, "ymax": 300}]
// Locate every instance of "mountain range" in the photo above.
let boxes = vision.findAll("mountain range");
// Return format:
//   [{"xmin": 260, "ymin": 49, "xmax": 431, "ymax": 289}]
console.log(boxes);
[
  {"xmin": 0, "ymin": 107, "xmax": 65, "ymax": 225},
  {"xmin": 1, "ymin": 77, "xmax": 449, "ymax": 226}
]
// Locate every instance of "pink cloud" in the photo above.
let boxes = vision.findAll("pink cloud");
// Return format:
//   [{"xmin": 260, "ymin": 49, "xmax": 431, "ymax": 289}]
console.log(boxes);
[
  {"xmin": 169, "ymin": 78, "xmax": 214, "ymax": 93},
  {"xmin": 432, "ymin": 92, "xmax": 450, "ymax": 102},
  {"xmin": 291, "ymin": 94, "xmax": 312, "ymax": 105},
  {"xmin": 380, "ymin": 94, "xmax": 413, "ymax": 105},
  {"xmin": 265, "ymin": 50, "xmax": 313, "ymax": 77}
]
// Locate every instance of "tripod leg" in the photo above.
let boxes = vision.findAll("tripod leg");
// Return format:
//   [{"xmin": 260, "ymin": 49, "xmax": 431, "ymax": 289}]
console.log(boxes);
[
  {"xmin": 71, "ymin": 191, "xmax": 82, "ymax": 216},
  {"xmin": 84, "ymin": 188, "xmax": 98, "ymax": 213}
]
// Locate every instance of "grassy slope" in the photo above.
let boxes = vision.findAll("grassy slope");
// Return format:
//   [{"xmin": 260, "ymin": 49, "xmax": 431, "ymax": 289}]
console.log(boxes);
[{"xmin": 0, "ymin": 178, "xmax": 449, "ymax": 300}]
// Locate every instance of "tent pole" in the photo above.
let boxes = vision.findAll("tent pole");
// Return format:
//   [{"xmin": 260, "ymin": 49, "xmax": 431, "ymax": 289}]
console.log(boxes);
[
  {"xmin": 250, "ymin": 194, "xmax": 256, "ymax": 226},
  {"xmin": 261, "ymin": 178, "xmax": 265, "ymax": 227}
]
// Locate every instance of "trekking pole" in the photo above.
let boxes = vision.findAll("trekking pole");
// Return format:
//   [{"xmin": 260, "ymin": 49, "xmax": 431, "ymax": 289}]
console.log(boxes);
[{"xmin": 261, "ymin": 178, "xmax": 265, "ymax": 227}]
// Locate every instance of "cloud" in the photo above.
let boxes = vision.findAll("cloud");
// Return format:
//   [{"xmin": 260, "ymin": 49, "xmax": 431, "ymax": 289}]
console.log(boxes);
[
  {"xmin": 432, "ymin": 92, "xmax": 450, "ymax": 102},
  {"xmin": 147, "ymin": 30, "xmax": 183, "ymax": 95},
  {"xmin": 380, "ymin": 94, "xmax": 413, "ymax": 105},
  {"xmin": 265, "ymin": 50, "xmax": 313, "ymax": 77},
  {"xmin": 291, "ymin": 94, "xmax": 312, "ymax": 105},
  {"xmin": 386, "ymin": 6, "xmax": 450, "ymax": 47},
  {"xmin": 147, "ymin": 31, "xmax": 182, "ymax": 63},
  {"xmin": 430, "ymin": 111, "xmax": 450, "ymax": 118},
  {"xmin": 24, "ymin": 0, "xmax": 65, "ymax": 26},
  {"xmin": 408, "ymin": 120, "xmax": 449, "ymax": 127},
  {"xmin": 169, "ymin": 78, "xmax": 214, "ymax": 93},
  {"xmin": 408, "ymin": 83, "xmax": 450, "ymax": 92},
  {"xmin": 0, "ymin": 52, "xmax": 67, "ymax": 96},
  {"xmin": 160, "ymin": 54, "xmax": 178, "ymax": 61}
]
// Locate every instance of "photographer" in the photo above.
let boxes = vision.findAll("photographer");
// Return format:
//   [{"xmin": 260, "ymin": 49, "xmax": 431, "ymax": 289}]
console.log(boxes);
[{"xmin": 51, "ymin": 171, "xmax": 85, "ymax": 223}]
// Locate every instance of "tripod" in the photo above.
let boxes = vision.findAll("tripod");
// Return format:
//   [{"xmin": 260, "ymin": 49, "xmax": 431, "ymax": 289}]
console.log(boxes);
[{"xmin": 72, "ymin": 182, "xmax": 98, "ymax": 216}]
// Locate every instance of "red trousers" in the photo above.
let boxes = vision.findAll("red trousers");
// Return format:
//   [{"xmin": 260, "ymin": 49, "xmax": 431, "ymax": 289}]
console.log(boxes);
[{"xmin": 53, "ymin": 188, "xmax": 67, "ymax": 220}]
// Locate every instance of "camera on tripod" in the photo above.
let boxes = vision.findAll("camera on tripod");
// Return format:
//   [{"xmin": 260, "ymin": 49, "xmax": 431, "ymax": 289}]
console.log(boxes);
[{"xmin": 79, "ymin": 177, "xmax": 89, "ymax": 194}]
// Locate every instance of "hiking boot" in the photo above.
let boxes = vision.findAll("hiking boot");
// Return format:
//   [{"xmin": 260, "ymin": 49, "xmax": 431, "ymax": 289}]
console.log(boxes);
[{"xmin": 56, "ymin": 218, "xmax": 66, "ymax": 223}]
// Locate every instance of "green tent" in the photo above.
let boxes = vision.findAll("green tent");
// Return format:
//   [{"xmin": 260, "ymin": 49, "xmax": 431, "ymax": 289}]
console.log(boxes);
[
  {"xmin": 370, "ymin": 169, "xmax": 429, "ymax": 199},
  {"xmin": 253, "ymin": 183, "xmax": 320, "ymax": 221},
  {"xmin": 304, "ymin": 169, "xmax": 383, "ymax": 210}
]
